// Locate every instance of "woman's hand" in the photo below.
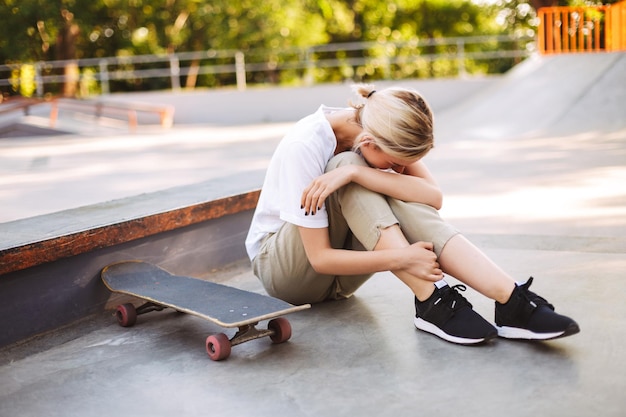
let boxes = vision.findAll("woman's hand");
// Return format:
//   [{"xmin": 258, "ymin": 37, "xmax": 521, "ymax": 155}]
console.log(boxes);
[
  {"xmin": 398, "ymin": 241, "xmax": 443, "ymax": 282},
  {"xmin": 301, "ymin": 165, "xmax": 355, "ymax": 215}
]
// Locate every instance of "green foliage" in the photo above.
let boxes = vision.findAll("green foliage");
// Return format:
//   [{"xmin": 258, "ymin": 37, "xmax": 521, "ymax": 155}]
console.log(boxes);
[
  {"xmin": 0, "ymin": 0, "xmax": 605, "ymax": 94},
  {"xmin": 0, "ymin": 0, "xmax": 519, "ymax": 63}
]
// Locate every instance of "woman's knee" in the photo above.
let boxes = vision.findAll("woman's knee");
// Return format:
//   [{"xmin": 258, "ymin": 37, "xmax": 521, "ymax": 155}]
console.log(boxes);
[{"xmin": 326, "ymin": 151, "xmax": 368, "ymax": 172}]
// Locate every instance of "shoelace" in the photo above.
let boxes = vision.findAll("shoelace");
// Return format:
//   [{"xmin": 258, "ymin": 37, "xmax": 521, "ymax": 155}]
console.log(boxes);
[
  {"xmin": 518, "ymin": 277, "xmax": 554, "ymax": 310},
  {"xmin": 434, "ymin": 284, "xmax": 472, "ymax": 310}
]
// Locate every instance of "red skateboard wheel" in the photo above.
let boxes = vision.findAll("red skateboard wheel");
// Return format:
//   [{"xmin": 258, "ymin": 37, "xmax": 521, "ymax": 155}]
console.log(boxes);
[
  {"xmin": 268, "ymin": 318, "xmax": 292, "ymax": 343},
  {"xmin": 115, "ymin": 303, "xmax": 137, "ymax": 327},
  {"xmin": 206, "ymin": 333, "xmax": 231, "ymax": 361}
]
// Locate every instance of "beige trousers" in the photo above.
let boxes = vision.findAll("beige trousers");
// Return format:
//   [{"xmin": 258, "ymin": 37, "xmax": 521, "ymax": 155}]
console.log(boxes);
[{"xmin": 251, "ymin": 152, "xmax": 459, "ymax": 305}]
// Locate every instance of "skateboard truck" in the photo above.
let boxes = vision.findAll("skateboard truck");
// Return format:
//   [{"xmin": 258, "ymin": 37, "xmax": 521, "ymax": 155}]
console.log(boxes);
[
  {"xmin": 205, "ymin": 318, "xmax": 292, "ymax": 361},
  {"xmin": 114, "ymin": 301, "xmax": 164, "ymax": 327}
]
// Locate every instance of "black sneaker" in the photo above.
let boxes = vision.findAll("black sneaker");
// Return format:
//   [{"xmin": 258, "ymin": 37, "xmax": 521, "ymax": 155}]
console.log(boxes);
[
  {"xmin": 495, "ymin": 277, "xmax": 580, "ymax": 340},
  {"xmin": 414, "ymin": 282, "xmax": 497, "ymax": 345}
]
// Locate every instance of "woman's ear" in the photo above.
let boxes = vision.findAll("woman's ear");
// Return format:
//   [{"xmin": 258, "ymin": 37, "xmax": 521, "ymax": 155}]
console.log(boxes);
[
  {"xmin": 354, "ymin": 134, "xmax": 370, "ymax": 149},
  {"xmin": 361, "ymin": 137, "xmax": 379, "ymax": 151},
  {"xmin": 359, "ymin": 135, "xmax": 374, "ymax": 147}
]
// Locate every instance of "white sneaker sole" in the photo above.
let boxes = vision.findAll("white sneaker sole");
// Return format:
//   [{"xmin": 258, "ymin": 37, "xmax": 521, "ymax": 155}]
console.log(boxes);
[
  {"xmin": 496, "ymin": 325, "xmax": 564, "ymax": 340},
  {"xmin": 414, "ymin": 317, "xmax": 493, "ymax": 345}
]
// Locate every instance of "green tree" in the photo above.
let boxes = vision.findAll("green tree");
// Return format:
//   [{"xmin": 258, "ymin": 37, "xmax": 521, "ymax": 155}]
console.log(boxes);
[
  {"xmin": 3, "ymin": 0, "xmax": 615, "ymax": 95},
  {"xmin": 1, "ymin": 0, "xmax": 62, "ymax": 62}
]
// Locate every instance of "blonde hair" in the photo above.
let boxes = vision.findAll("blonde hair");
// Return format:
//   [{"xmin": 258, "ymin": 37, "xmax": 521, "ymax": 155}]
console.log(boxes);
[{"xmin": 350, "ymin": 83, "xmax": 434, "ymax": 160}]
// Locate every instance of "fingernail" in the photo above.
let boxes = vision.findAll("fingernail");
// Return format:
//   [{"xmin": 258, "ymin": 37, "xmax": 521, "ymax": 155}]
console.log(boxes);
[
  {"xmin": 305, "ymin": 211, "xmax": 309, "ymax": 216},
  {"xmin": 301, "ymin": 205, "xmax": 304, "ymax": 209}
]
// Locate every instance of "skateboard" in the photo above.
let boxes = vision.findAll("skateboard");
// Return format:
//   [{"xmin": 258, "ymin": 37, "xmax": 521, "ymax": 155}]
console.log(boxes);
[{"xmin": 101, "ymin": 260, "xmax": 310, "ymax": 361}]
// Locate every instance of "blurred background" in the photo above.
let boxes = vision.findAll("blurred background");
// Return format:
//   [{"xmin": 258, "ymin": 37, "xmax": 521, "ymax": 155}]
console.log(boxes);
[{"xmin": 2, "ymin": 0, "xmax": 620, "ymax": 97}]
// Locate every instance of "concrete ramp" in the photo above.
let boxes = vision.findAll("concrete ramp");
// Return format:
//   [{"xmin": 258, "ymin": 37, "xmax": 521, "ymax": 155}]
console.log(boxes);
[
  {"xmin": 436, "ymin": 52, "xmax": 626, "ymax": 140},
  {"xmin": 428, "ymin": 52, "xmax": 626, "ymax": 240}
]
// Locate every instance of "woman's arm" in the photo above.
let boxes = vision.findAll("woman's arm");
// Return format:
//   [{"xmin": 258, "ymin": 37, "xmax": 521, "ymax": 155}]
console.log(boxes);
[
  {"xmin": 301, "ymin": 160, "xmax": 442, "ymax": 216},
  {"xmin": 351, "ymin": 160, "xmax": 442, "ymax": 209},
  {"xmin": 298, "ymin": 226, "xmax": 443, "ymax": 281}
]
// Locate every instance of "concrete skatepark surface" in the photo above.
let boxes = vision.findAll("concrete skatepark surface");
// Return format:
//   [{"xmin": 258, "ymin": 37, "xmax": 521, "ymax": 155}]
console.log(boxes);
[{"xmin": 0, "ymin": 52, "xmax": 625, "ymax": 417}]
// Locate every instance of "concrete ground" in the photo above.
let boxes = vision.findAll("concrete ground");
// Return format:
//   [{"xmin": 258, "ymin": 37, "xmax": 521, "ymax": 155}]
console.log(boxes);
[{"xmin": 1, "ymin": 52, "xmax": 625, "ymax": 417}]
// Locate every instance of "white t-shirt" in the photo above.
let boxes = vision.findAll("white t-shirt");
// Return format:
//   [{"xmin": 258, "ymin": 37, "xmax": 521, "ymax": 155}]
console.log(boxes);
[{"xmin": 245, "ymin": 105, "xmax": 342, "ymax": 261}]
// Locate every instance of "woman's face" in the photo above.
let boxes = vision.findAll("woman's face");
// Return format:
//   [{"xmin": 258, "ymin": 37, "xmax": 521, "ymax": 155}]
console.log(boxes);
[{"xmin": 359, "ymin": 139, "xmax": 416, "ymax": 173}]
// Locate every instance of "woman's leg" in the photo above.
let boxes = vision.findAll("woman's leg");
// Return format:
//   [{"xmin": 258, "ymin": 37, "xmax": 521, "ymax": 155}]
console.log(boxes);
[
  {"xmin": 437, "ymin": 234, "xmax": 515, "ymax": 303},
  {"xmin": 327, "ymin": 152, "xmax": 516, "ymax": 303},
  {"xmin": 252, "ymin": 222, "xmax": 358, "ymax": 305},
  {"xmin": 326, "ymin": 153, "xmax": 456, "ymax": 300},
  {"xmin": 326, "ymin": 152, "xmax": 578, "ymax": 342},
  {"xmin": 373, "ymin": 224, "xmax": 442, "ymax": 300},
  {"xmin": 327, "ymin": 153, "xmax": 499, "ymax": 344},
  {"xmin": 387, "ymin": 199, "xmax": 515, "ymax": 303},
  {"xmin": 253, "ymin": 170, "xmax": 375, "ymax": 304}
]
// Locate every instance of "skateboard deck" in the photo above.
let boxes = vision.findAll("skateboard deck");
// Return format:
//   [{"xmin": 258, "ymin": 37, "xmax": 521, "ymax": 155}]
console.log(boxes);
[{"xmin": 101, "ymin": 260, "xmax": 310, "ymax": 360}]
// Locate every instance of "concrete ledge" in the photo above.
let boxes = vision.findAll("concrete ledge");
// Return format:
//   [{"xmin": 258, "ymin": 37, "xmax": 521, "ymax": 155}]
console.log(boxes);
[
  {"xmin": 0, "ymin": 172, "xmax": 263, "ymax": 347},
  {"xmin": 0, "ymin": 171, "xmax": 263, "ymax": 276}
]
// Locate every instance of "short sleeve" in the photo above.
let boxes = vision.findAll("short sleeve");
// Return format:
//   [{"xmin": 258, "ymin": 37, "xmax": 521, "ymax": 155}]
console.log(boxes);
[{"xmin": 278, "ymin": 140, "xmax": 329, "ymax": 228}]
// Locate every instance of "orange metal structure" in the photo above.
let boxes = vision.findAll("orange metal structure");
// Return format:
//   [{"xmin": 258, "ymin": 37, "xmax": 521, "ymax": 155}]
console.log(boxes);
[{"xmin": 538, "ymin": 1, "xmax": 626, "ymax": 54}]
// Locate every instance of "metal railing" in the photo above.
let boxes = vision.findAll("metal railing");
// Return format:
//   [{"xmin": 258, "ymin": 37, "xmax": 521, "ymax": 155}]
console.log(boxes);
[
  {"xmin": 1, "ymin": 35, "xmax": 534, "ymax": 97},
  {"xmin": 537, "ymin": 0, "xmax": 626, "ymax": 54}
]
